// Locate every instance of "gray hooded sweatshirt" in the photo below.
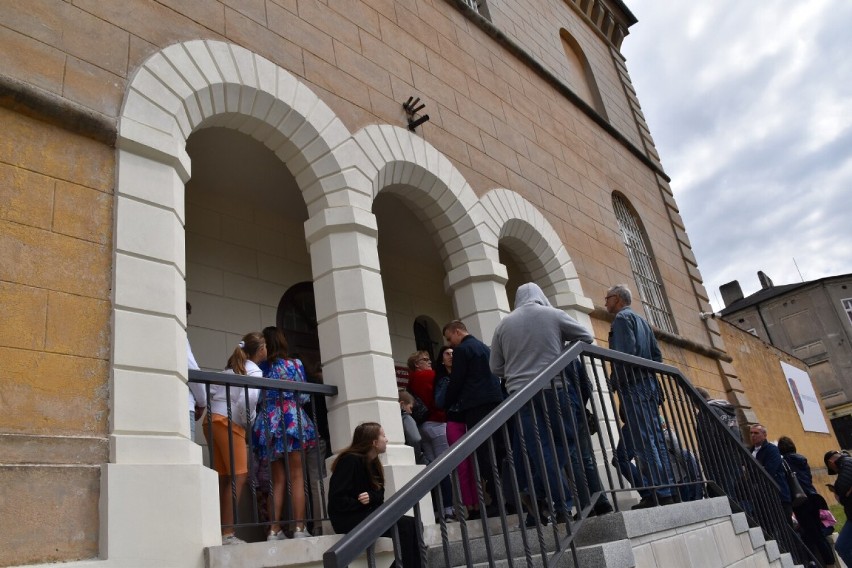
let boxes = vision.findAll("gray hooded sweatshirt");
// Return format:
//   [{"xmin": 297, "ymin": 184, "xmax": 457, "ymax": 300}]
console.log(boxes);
[{"xmin": 490, "ymin": 283, "xmax": 593, "ymax": 394}]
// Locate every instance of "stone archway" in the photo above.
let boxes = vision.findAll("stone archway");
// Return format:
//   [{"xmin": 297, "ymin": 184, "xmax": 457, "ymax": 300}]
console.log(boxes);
[
  {"xmin": 479, "ymin": 188, "xmax": 593, "ymax": 319},
  {"xmin": 109, "ymin": 40, "xmax": 385, "ymax": 567},
  {"xmin": 353, "ymin": 125, "xmax": 510, "ymax": 343}
]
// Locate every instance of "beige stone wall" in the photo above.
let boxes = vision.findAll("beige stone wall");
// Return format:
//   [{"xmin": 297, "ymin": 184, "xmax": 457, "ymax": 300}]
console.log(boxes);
[
  {"xmin": 0, "ymin": 107, "xmax": 112, "ymax": 564},
  {"xmin": 487, "ymin": 0, "xmax": 643, "ymax": 147},
  {"xmin": 0, "ymin": 0, "xmax": 723, "ymax": 563},
  {"xmin": 0, "ymin": 0, "xmax": 706, "ymax": 344}
]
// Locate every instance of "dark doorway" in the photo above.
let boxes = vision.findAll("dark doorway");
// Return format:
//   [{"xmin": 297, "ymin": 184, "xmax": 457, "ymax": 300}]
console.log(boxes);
[
  {"xmin": 276, "ymin": 281, "xmax": 320, "ymax": 370},
  {"xmin": 831, "ymin": 415, "xmax": 852, "ymax": 450}
]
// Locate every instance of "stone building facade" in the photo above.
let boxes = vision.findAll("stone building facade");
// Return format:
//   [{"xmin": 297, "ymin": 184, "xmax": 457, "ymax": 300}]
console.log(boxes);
[
  {"xmin": 0, "ymin": 1, "xmax": 819, "ymax": 566},
  {"xmin": 718, "ymin": 318, "xmax": 838, "ymax": 501},
  {"xmin": 721, "ymin": 272, "xmax": 852, "ymax": 447}
]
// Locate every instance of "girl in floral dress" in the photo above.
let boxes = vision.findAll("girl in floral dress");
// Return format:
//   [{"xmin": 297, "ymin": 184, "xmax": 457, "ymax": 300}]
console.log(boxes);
[{"xmin": 253, "ymin": 327, "xmax": 317, "ymax": 539}]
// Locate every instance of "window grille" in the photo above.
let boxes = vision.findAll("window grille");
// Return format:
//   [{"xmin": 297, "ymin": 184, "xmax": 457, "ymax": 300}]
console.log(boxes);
[
  {"xmin": 612, "ymin": 195, "xmax": 676, "ymax": 333},
  {"xmin": 843, "ymin": 298, "xmax": 852, "ymax": 326},
  {"xmin": 461, "ymin": 0, "xmax": 480, "ymax": 14}
]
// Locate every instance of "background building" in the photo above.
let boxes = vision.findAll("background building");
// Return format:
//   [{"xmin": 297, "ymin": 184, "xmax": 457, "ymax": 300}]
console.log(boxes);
[
  {"xmin": 0, "ymin": 1, "xmax": 837, "ymax": 566},
  {"xmin": 721, "ymin": 271, "xmax": 852, "ymax": 447}
]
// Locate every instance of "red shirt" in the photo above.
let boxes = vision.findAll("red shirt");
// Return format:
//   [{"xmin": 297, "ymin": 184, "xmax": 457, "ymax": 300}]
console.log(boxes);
[{"xmin": 408, "ymin": 368, "xmax": 446, "ymax": 423}]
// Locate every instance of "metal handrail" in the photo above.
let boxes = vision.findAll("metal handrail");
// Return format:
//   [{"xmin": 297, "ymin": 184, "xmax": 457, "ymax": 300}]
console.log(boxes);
[
  {"xmin": 323, "ymin": 342, "xmax": 818, "ymax": 568},
  {"xmin": 188, "ymin": 368, "xmax": 337, "ymax": 534},
  {"xmin": 188, "ymin": 368, "xmax": 338, "ymax": 397}
]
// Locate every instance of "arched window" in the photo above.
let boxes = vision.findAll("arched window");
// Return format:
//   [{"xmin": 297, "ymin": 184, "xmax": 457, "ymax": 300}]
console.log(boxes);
[
  {"xmin": 276, "ymin": 281, "xmax": 319, "ymax": 365},
  {"xmin": 612, "ymin": 194, "xmax": 676, "ymax": 333},
  {"xmin": 413, "ymin": 316, "xmax": 441, "ymax": 361},
  {"xmin": 559, "ymin": 29, "xmax": 607, "ymax": 118}
]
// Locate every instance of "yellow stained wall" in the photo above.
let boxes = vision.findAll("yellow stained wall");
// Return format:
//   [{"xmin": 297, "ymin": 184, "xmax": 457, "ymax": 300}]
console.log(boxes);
[
  {"xmin": 0, "ymin": 107, "xmax": 113, "ymax": 565},
  {"xmin": 720, "ymin": 320, "xmax": 838, "ymax": 501}
]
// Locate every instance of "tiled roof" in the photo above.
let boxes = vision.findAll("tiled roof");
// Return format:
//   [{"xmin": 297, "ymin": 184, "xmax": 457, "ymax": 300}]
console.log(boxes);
[{"xmin": 719, "ymin": 272, "xmax": 852, "ymax": 315}]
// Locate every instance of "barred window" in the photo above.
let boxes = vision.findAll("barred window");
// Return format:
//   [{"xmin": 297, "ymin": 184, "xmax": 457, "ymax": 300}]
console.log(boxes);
[
  {"xmin": 612, "ymin": 194, "xmax": 676, "ymax": 333},
  {"xmin": 460, "ymin": 0, "xmax": 490, "ymax": 19}
]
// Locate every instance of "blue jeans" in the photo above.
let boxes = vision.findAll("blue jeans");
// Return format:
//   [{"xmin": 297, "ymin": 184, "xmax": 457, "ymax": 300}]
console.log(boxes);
[
  {"xmin": 837, "ymin": 519, "xmax": 852, "ymax": 568},
  {"xmin": 513, "ymin": 389, "xmax": 575, "ymax": 515},
  {"xmin": 614, "ymin": 425, "xmax": 652, "ymax": 499},
  {"xmin": 569, "ymin": 401, "xmax": 610, "ymax": 509},
  {"xmin": 619, "ymin": 387, "xmax": 674, "ymax": 498}
]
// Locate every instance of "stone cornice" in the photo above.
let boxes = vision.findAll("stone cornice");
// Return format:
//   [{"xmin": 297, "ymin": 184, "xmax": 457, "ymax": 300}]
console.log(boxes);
[
  {"xmin": 591, "ymin": 307, "xmax": 733, "ymax": 363},
  {"xmin": 563, "ymin": 0, "xmax": 637, "ymax": 50},
  {"xmin": 0, "ymin": 73, "xmax": 116, "ymax": 146}
]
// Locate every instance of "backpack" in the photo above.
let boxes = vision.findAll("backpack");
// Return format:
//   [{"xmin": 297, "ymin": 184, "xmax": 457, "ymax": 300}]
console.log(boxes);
[
  {"xmin": 708, "ymin": 399, "xmax": 742, "ymax": 442},
  {"xmin": 407, "ymin": 390, "xmax": 430, "ymax": 424}
]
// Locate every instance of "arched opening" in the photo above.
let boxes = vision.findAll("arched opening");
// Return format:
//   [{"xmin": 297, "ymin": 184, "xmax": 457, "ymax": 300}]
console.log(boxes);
[
  {"xmin": 373, "ymin": 192, "xmax": 455, "ymax": 367},
  {"xmin": 276, "ymin": 281, "xmax": 320, "ymax": 369},
  {"xmin": 499, "ymin": 243, "xmax": 533, "ymax": 309},
  {"xmin": 184, "ymin": 127, "xmax": 311, "ymax": 369},
  {"xmin": 560, "ymin": 29, "xmax": 607, "ymax": 118},
  {"xmin": 413, "ymin": 315, "xmax": 441, "ymax": 361}
]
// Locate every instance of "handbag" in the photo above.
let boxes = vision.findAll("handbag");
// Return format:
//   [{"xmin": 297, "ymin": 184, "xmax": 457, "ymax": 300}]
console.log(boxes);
[
  {"xmin": 782, "ymin": 459, "xmax": 808, "ymax": 507},
  {"xmin": 407, "ymin": 390, "xmax": 430, "ymax": 424}
]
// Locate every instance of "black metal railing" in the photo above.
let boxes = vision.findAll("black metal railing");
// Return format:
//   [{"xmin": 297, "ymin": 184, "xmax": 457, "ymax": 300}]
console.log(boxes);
[
  {"xmin": 188, "ymin": 368, "xmax": 336, "ymax": 539},
  {"xmin": 323, "ymin": 342, "xmax": 818, "ymax": 568}
]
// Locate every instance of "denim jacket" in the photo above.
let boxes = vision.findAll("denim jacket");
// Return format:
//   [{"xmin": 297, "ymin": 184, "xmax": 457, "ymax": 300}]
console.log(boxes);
[{"xmin": 609, "ymin": 307, "xmax": 662, "ymax": 400}]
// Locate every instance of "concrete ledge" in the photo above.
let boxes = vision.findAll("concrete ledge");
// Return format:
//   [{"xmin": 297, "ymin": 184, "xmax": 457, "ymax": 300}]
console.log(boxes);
[
  {"xmin": 764, "ymin": 539, "xmax": 780, "ymax": 562},
  {"xmin": 730, "ymin": 511, "xmax": 750, "ymax": 534},
  {"xmin": 206, "ymin": 535, "xmax": 394, "ymax": 568},
  {"xmin": 748, "ymin": 526, "xmax": 766, "ymax": 550},
  {"xmin": 575, "ymin": 497, "xmax": 733, "ymax": 547}
]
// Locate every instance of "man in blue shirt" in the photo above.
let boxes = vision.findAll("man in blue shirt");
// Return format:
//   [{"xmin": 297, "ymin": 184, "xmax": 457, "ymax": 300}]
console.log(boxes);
[{"xmin": 606, "ymin": 284, "xmax": 675, "ymax": 508}]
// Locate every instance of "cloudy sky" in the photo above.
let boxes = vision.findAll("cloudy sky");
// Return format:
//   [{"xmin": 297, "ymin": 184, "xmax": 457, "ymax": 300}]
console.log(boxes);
[{"xmin": 620, "ymin": 1, "xmax": 852, "ymax": 312}]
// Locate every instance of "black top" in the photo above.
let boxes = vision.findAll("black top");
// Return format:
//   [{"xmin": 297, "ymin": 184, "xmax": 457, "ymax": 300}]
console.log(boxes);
[
  {"xmin": 328, "ymin": 452, "xmax": 385, "ymax": 534},
  {"xmin": 833, "ymin": 455, "xmax": 852, "ymax": 516},
  {"xmin": 782, "ymin": 452, "xmax": 817, "ymax": 495},
  {"xmin": 444, "ymin": 335, "xmax": 503, "ymax": 411}
]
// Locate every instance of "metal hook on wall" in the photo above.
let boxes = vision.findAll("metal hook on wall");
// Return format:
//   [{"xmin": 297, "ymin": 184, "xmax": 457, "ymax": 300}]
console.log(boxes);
[{"xmin": 402, "ymin": 96, "xmax": 430, "ymax": 132}]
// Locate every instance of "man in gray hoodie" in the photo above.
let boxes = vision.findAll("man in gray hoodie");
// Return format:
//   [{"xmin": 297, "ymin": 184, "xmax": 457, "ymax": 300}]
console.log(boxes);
[{"xmin": 491, "ymin": 283, "xmax": 609, "ymax": 519}]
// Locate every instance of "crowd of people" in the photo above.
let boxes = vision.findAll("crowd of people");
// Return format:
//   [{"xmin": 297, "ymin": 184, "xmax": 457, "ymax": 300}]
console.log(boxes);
[
  {"xmin": 187, "ymin": 284, "xmax": 846, "ymax": 568},
  {"xmin": 187, "ymin": 321, "xmax": 322, "ymax": 545}
]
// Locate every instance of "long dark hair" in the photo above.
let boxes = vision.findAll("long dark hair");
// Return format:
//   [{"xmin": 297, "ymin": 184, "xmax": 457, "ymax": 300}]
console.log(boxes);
[
  {"xmin": 434, "ymin": 345, "xmax": 452, "ymax": 379},
  {"xmin": 778, "ymin": 436, "xmax": 797, "ymax": 455},
  {"xmin": 332, "ymin": 422, "xmax": 384, "ymax": 490},
  {"xmin": 262, "ymin": 326, "xmax": 289, "ymax": 363}
]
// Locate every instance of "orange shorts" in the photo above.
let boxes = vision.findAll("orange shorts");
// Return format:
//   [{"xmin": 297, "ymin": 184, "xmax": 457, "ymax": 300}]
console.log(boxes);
[{"xmin": 203, "ymin": 414, "xmax": 248, "ymax": 477}]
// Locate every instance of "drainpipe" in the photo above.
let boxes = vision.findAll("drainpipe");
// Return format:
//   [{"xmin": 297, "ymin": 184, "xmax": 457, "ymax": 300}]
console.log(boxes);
[{"xmin": 756, "ymin": 302, "xmax": 774, "ymax": 346}]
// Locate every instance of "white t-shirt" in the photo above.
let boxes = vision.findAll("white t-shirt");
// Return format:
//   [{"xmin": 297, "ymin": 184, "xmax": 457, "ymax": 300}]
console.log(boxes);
[{"xmin": 208, "ymin": 360, "xmax": 261, "ymax": 427}]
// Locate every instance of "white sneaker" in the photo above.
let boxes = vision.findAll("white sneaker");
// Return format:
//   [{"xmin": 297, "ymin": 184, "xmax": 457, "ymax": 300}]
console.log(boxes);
[
  {"xmin": 292, "ymin": 527, "xmax": 311, "ymax": 538},
  {"xmin": 267, "ymin": 530, "xmax": 287, "ymax": 541},
  {"xmin": 222, "ymin": 534, "xmax": 246, "ymax": 545}
]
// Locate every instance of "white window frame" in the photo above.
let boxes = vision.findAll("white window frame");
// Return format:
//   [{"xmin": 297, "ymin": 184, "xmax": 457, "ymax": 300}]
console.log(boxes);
[
  {"xmin": 612, "ymin": 195, "xmax": 676, "ymax": 333},
  {"xmin": 842, "ymin": 298, "xmax": 852, "ymax": 326}
]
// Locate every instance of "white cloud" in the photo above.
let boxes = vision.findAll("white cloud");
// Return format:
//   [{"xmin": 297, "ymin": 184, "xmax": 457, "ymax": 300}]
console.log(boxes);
[{"xmin": 622, "ymin": 1, "xmax": 852, "ymax": 311}]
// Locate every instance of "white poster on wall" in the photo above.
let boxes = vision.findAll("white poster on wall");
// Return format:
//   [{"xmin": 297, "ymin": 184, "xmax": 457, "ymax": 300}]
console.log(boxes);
[{"xmin": 781, "ymin": 361, "xmax": 829, "ymax": 433}]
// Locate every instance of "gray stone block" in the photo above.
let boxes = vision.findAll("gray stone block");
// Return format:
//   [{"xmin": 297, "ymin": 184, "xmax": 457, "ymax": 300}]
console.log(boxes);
[{"xmin": 730, "ymin": 512, "xmax": 750, "ymax": 534}]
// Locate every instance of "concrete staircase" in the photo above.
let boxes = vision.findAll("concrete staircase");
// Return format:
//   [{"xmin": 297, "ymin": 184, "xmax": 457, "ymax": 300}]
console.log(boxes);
[{"xmin": 205, "ymin": 498, "xmax": 803, "ymax": 568}]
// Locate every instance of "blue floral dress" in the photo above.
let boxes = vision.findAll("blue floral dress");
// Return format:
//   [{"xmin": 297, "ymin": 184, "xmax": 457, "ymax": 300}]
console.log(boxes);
[{"xmin": 253, "ymin": 358, "xmax": 317, "ymax": 461}]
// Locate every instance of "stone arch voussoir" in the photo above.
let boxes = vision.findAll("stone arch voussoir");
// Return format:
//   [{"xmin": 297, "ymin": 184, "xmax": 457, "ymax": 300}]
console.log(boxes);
[
  {"xmin": 352, "ymin": 125, "xmax": 497, "ymax": 272},
  {"xmin": 121, "ymin": 39, "xmax": 356, "ymax": 215},
  {"xmin": 480, "ymin": 188, "xmax": 590, "ymax": 308}
]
